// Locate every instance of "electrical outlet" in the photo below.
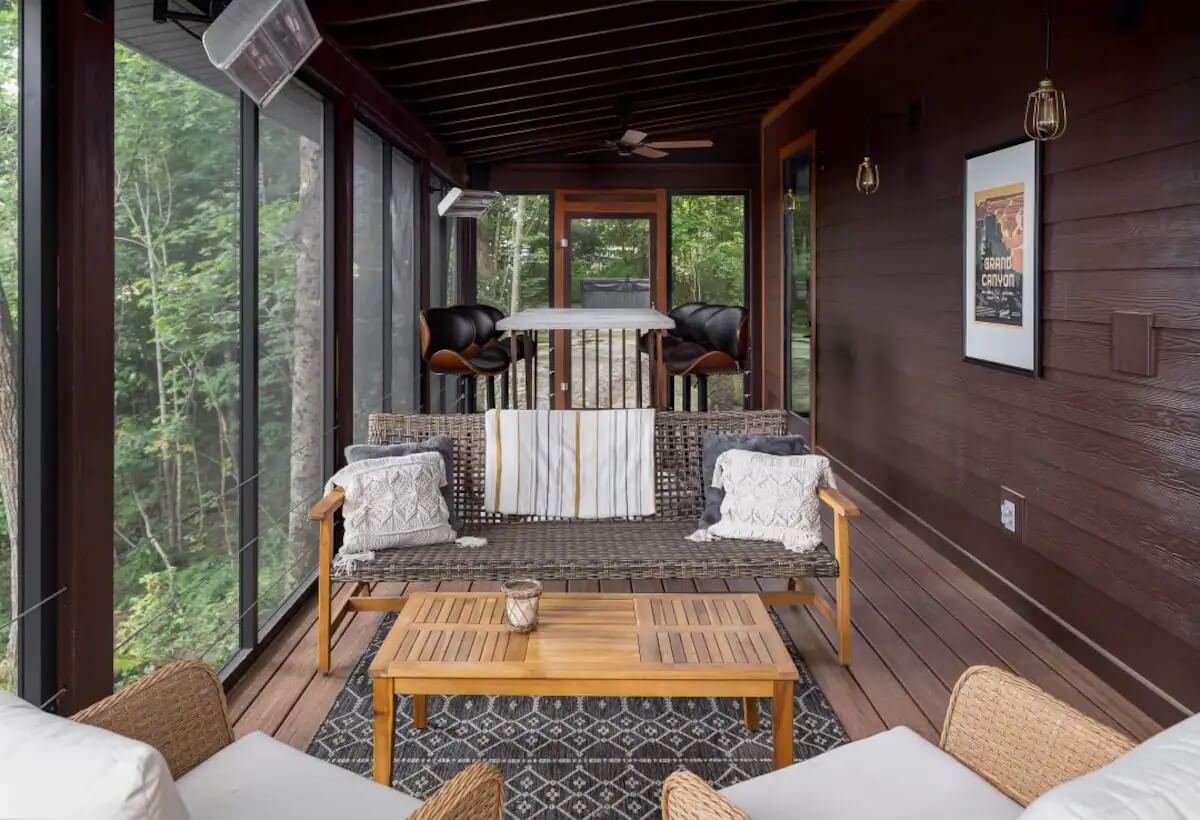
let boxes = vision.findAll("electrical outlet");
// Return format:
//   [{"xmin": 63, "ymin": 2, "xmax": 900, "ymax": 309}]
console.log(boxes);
[{"xmin": 1000, "ymin": 486, "xmax": 1025, "ymax": 542}]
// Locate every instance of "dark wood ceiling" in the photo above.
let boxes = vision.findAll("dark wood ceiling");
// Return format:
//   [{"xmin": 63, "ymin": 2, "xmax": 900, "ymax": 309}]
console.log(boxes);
[{"xmin": 308, "ymin": 0, "xmax": 887, "ymax": 165}]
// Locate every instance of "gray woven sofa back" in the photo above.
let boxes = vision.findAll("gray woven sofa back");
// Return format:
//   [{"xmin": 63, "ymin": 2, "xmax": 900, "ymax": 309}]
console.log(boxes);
[{"xmin": 366, "ymin": 410, "xmax": 788, "ymax": 527}]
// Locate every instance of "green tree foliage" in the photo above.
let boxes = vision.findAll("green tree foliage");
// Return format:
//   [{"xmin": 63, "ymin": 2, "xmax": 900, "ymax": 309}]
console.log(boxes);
[
  {"xmin": 0, "ymin": 0, "xmax": 18, "ymax": 690},
  {"xmin": 670, "ymin": 195, "xmax": 745, "ymax": 307}
]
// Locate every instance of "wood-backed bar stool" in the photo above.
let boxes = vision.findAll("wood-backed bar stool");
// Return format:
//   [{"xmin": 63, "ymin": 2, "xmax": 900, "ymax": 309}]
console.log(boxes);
[
  {"xmin": 419, "ymin": 306, "xmax": 511, "ymax": 411},
  {"xmin": 665, "ymin": 305, "xmax": 749, "ymax": 411}
]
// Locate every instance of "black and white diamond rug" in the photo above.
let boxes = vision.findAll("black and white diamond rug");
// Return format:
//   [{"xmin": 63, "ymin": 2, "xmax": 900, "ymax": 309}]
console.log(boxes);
[{"xmin": 308, "ymin": 612, "xmax": 848, "ymax": 819}]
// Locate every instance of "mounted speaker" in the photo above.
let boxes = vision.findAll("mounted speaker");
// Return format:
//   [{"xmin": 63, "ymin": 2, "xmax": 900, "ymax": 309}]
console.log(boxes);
[{"xmin": 202, "ymin": 0, "xmax": 322, "ymax": 107}]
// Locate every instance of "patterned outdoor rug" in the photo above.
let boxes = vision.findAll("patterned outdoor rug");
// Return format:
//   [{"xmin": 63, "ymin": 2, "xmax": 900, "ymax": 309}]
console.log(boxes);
[{"xmin": 309, "ymin": 612, "xmax": 849, "ymax": 819}]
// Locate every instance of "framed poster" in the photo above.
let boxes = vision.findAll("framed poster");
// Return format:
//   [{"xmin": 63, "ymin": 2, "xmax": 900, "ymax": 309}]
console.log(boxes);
[{"xmin": 963, "ymin": 139, "xmax": 1040, "ymax": 374}]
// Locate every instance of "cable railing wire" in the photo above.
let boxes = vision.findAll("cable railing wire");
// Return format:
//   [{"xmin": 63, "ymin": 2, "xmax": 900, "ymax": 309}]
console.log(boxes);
[
  {"xmin": 191, "ymin": 547, "xmax": 319, "ymax": 665},
  {"xmin": 114, "ymin": 422, "xmax": 340, "ymax": 564},
  {"xmin": 1, "ymin": 586, "xmax": 68, "ymax": 632},
  {"xmin": 113, "ymin": 483, "xmax": 325, "ymax": 654}
]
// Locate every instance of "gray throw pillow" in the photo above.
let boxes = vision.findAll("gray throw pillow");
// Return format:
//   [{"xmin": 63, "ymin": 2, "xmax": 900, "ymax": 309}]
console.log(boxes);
[
  {"xmin": 698, "ymin": 432, "xmax": 809, "ymax": 526},
  {"xmin": 345, "ymin": 436, "xmax": 457, "ymax": 529}
]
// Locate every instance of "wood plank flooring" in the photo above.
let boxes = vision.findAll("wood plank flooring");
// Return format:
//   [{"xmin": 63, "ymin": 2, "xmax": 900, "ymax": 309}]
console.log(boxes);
[{"xmin": 229, "ymin": 481, "xmax": 1161, "ymax": 751}]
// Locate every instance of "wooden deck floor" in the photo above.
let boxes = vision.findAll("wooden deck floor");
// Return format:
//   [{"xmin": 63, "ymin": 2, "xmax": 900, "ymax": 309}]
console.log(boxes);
[{"xmin": 228, "ymin": 482, "xmax": 1161, "ymax": 750}]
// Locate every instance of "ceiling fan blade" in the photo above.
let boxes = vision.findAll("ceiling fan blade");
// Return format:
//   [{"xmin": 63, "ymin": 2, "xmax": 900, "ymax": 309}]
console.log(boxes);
[
  {"xmin": 620, "ymin": 129, "xmax": 648, "ymax": 146},
  {"xmin": 645, "ymin": 140, "xmax": 714, "ymax": 149},
  {"xmin": 632, "ymin": 146, "xmax": 668, "ymax": 159}
]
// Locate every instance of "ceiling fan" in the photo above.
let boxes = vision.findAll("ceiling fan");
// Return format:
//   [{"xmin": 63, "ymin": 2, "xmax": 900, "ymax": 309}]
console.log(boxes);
[{"xmin": 568, "ymin": 129, "xmax": 714, "ymax": 159}]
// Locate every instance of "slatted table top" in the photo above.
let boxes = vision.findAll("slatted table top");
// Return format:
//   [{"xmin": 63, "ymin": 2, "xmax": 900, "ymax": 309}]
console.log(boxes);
[{"xmin": 368, "ymin": 592, "xmax": 798, "ymax": 682}]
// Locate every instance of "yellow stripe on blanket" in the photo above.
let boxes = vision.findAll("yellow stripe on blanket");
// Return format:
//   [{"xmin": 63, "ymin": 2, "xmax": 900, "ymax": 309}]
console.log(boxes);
[{"xmin": 484, "ymin": 408, "xmax": 655, "ymax": 519}]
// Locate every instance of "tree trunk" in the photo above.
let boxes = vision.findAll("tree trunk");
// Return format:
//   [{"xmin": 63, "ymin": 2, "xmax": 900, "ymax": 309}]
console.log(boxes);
[
  {"xmin": 508, "ymin": 195, "xmax": 525, "ymax": 315},
  {"xmin": 286, "ymin": 137, "xmax": 326, "ymax": 568},
  {"xmin": 0, "ymin": 281, "xmax": 18, "ymax": 688}
]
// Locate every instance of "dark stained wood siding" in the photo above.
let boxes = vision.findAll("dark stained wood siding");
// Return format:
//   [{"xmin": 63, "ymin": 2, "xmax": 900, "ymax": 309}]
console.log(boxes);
[{"xmin": 761, "ymin": 0, "xmax": 1200, "ymax": 721}]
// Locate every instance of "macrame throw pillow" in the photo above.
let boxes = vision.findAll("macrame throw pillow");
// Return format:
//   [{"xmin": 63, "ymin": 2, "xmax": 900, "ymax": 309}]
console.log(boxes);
[
  {"xmin": 327, "ymin": 452, "xmax": 456, "ymax": 566},
  {"xmin": 346, "ymin": 435, "xmax": 458, "ymax": 529},
  {"xmin": 706, "ymin": 450, "xmax": 835, "ymax": 552},
  {"xmin": 698, "ymin": 432, "xmax": 809, "ymax": 526}
]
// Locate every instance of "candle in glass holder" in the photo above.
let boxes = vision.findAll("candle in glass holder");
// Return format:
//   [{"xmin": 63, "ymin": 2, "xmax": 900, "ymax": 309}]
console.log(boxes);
[{"xmin": 500, "ymin": 578, "xmax": 543, "ymax": 632}]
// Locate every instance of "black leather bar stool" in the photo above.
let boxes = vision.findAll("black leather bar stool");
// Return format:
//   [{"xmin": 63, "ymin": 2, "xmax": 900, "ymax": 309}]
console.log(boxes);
[
  {"xmin": 419, "ymin": 307, "xmax": 511, "ymax": 411},
  {"xmin": 664, "ymin": 304, "xmax": 748, "ymax": 411}
]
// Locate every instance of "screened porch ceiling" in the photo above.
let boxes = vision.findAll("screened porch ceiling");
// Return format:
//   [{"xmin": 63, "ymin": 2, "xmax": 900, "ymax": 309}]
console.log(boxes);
[{"xmin": 305, "ymin": 0, "xmax": 888, "ymax": 163}]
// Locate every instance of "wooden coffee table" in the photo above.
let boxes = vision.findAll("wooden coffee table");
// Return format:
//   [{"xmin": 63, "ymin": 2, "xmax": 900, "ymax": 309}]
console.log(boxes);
[{"xmin": 368, "ymin": 591, "xmax": 799, "ymax": 784}]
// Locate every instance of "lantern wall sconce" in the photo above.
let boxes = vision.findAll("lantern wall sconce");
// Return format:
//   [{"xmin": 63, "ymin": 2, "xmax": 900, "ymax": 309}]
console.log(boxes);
[
  {"xmin": 856, "ymin": 117, "xmax": 880, "ymax": 196},
  {"xmin": 1024, "ymin": 13, "xmax": 1067, "ymax": 141},
  {"xmin": 784, "ymin": 189, "xmax": 798, "ymax": 213}
]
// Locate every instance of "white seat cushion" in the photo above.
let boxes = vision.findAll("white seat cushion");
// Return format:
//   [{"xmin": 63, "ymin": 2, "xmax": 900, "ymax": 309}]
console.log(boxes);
[
  {"xmin": 0, "ymin": 689, "xmax": 190, "ymax": 820},
  {"xmin": 719, "ymin": 726, "xmax": 1022, "ymax": 820},
  {"xmin": 1020, "ymin": 712, "xmax": 1200, "ymax": 819},
  {"xmin": 177, "ymin": 731, "xmax": 421, "ymax": 820}
]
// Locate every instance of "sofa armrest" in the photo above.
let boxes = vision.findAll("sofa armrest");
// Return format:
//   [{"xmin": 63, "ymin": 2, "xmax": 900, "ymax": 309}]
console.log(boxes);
[
  {"xmin": 661, "ymin": 770, "xmax": 748, "ymax": 820},
  {"xmin": 72, "ymin": 661, "xmax": 234, "ymax": 779},
  {"xmin": 309, "ymin": 486, "xmax": 346, "ymax": 521},
  {"xmin": 409, "ymin": 762, "xmax": 504, "ymax": 820},
  {"xmin": 940, "ymin": 666, "xmax": 1135, "ymax": 806},
  {"xmin": 818, "ymin": 486, "xmax": 860, "ymax": 518}
]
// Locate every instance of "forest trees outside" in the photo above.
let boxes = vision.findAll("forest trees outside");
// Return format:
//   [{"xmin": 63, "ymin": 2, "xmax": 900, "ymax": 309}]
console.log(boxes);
[
  {"xmin": 111, "ymin": 45, "xmax": 324, "ymax": 687},
  {"xmin": 0, "ymin": 0, "xmax": 18, "ymax": 690}
]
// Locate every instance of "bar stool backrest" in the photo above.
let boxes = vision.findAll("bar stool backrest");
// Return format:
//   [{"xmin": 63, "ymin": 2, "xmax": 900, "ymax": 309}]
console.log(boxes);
[{"xmin": 420, "ymin": 307, "xmax": 476, "ymax": 364}]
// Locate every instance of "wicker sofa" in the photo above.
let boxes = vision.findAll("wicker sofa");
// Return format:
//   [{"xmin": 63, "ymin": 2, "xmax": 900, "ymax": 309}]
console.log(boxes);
[
  {"xmin": 308, "ymin": 410, "xmax": 860, "ymax": 674},
  {"xmin": 661, "ymin": 665, "xmax": 1141, "ymax": 819},
  {"xmin": 70, "ymin": 661, "xmax": 503, "ymax": 819}
]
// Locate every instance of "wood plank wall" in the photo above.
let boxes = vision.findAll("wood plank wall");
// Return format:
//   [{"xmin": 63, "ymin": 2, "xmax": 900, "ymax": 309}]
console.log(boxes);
[{"xmin": 761, "ymin": 0, "xmax": 1199, "ymax": 723}]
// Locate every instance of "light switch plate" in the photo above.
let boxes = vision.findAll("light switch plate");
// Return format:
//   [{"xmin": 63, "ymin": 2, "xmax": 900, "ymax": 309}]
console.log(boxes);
[{"xmin": 1000, "ymin": 486, "xmax": 1026, "ymax": 542}]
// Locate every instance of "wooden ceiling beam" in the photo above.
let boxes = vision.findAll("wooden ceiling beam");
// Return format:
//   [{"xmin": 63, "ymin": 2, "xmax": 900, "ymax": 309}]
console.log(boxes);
[
  {"xmin": 465, "ymin": 113, "xmax": 764, "ymax": 163},
  {"xmin": 403, "ymin": 45, "xmax": 834, "ymax": 113},
  {"xmin": 396, "ymin": 35, "xmax": 848, "ymax": 105},
  {"xmin": 372, "ymin": 5, "xmax": 878, "ymax": 78},
  {"xmin": 438, "ymin": 88, "xmax": 790, "ymax": 140},
  {"xmin": 450, "ymin": 99, "xmax": 776, "ymax": 151},
  {"xmin": 458, "ymin": 103, "xmax": 776, "ymax": 158},
  {"xmin": 349, "ymin": 0, "xmax": 809, "ymax": 68},
  {"xmin": 333, "ymin": 0, "xmax": 663, "ymax": 50},
  {"xmin": 308, "ymin": 0, "xmax": 487, "ymax": 27},
  {"xmin": 413, "ymin": 57, "xmax": 824, "ymax": 121}
]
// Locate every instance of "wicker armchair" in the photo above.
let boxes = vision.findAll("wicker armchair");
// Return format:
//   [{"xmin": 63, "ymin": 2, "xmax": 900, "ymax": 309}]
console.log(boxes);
[
  {"xmin": 72, "ymin": 661, "xmax": 504, "ymax": 820},
  {"xmin": 661, "ymin": 666, "xmax": 1136, "ymax": 818}
]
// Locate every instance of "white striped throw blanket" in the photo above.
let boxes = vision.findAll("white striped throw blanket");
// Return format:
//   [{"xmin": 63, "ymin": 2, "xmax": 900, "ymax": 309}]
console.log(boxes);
[{"xmin": 484, "ymin": 408, "xmax": 656, "ymax": 518}]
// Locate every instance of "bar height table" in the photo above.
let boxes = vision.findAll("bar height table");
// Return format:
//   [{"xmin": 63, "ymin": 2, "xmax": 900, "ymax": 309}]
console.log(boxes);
[{"xmin": 496, "ymin": 308, "xmax": 675, "ymax": 409}]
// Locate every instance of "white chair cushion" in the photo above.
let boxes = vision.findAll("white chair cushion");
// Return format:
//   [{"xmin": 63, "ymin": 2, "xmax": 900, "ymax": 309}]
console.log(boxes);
[
  {"xmin": 1020, "ymin": 712, "xmax": 1200, "ymax": 820},
  {"xmin": 719, "ymin": 726, "xmax": 1022, "ymax": 820},
  {"xmin": 177, "ymin": 731, "xmax": 422, "ymax": 820},
  {"xmin": 0, "ymin": 689, "xmax": 191, "ymax": 820}
]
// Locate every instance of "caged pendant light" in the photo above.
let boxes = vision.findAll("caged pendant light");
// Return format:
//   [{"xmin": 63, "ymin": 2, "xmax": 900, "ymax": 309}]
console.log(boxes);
[
  {"xmin": 855, "ymin": 117, "xmax": 880, "ymax": 195},
  {"xmin": 1024, "ymin": 13, "xmax": 1067, "ymax": 141}
]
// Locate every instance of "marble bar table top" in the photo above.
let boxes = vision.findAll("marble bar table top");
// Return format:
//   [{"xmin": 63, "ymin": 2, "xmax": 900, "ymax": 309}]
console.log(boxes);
[{"xmin": 496, "ymin": 307, "xmax": 674, "ymax": 332}]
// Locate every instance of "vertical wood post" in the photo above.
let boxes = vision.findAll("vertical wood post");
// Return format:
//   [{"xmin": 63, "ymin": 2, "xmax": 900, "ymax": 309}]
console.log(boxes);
[
  {"xmin": 332, "ymin": 98, "xmax": 353, "ymax": 462},
  {"xmin": 56, "ymin": 0, "xmax": 115, "ymax": 713}
]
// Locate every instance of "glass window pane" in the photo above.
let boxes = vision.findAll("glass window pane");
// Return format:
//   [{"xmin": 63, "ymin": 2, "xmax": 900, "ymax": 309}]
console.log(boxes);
[
  {"xmin": 476, "ymin": 194, "xmax": 552, "ymax": 406},
  {"xmin": 112, "ymin": 42, "xmax": 241, "ymax": 685},
  {"xmin": 352, "ymin": 125, "xmax": 384, "ymax": 443},
  {"xmin": 569, "ymin": 217, "xmax": 651, "ymax": 408},
  {"xmin": 670, "ymin": 194, "xmax": 747, "ymax": 411},
  {"xmin": 785, "ymin": 152, "xmax": 812, "ymax": 415},
  {"xmin": 257, "ymin": 85, "xmax": 324, "ymax": 630},
  {"xmin": 0, "ymin": 0, "xmax": 18, "ymax": 692},
  {"xmin": 390, "ymin": 152, "xmax": 417, "ymax": 414},
  {"xmin": 476, "ymin": 194, "xmax": 551, "ymax": 314},
  {"xmin": 428, "ymin": 180, "xmax": 453, "ymax": 410}
]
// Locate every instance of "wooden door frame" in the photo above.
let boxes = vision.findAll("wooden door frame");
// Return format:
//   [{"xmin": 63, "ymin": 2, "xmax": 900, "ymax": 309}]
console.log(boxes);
[
  {"xmin": 778, "ymin": 133, "xmax": 817, "ymax": 446},
  {"xmin": 551, "ymin": 189, "xmax": 669, "ymax": 408}
]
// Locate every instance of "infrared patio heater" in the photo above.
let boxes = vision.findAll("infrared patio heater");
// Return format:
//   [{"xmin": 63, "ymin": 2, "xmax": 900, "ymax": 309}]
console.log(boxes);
[{"xmin": 154, "ymin": 0, "xmax": 322, "ymax": 107}]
